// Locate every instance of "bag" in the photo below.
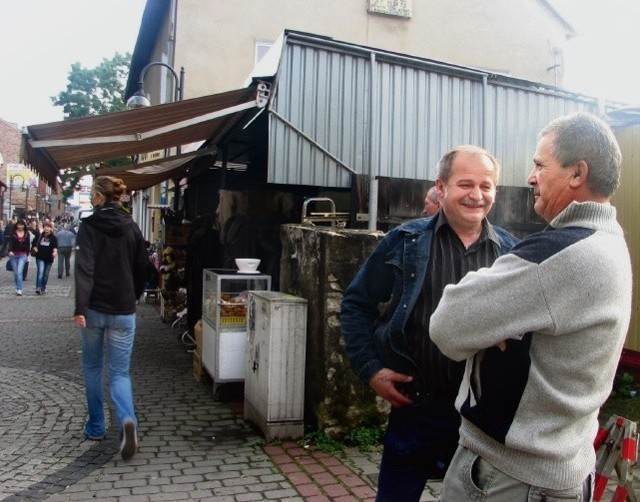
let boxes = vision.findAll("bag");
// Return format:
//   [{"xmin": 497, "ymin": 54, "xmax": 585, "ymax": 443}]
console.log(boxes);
[
  {"xmin": 30, "ymin": 235, "xmax": 40, "ymax": 257},
  {"xmin": 5, "ymin": 259, "xmax": 12, "ymax": 272}
]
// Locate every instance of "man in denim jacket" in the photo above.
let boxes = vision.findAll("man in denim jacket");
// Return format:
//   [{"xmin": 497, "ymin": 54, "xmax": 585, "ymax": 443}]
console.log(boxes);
[{"xmin": 341, "ymin": 145, "xmax": 518, "ymax": 501}]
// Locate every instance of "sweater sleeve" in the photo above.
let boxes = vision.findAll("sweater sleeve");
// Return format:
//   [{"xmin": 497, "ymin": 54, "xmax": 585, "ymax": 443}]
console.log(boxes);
[{"xmin": 429, "ymin": 252, "xmax": 554, "ymax": 361}]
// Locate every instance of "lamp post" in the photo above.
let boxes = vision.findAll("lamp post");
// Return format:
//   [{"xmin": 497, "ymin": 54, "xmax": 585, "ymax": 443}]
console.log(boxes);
[
  {"xmin": 126, "ymin": 62, "xmax": 184, "ymax": 109},
  {"xmin": 25, "ymin": 180, "xmax": 30, "ymax": 214},
  {"xmin": 126, "ymin": 62, "xmax": 185, "ymax": 213},
  {"xmin": 0, "ymin": 184, "xmax": 6, "ymax": 220},
  {"xmin": 8, "ymin": 174, "xmax": 25, "ymax": 219}
]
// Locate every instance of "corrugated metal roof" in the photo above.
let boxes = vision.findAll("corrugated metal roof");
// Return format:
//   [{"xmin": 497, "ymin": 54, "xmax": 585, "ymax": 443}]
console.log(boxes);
[{"xmin": 268, "ymin": 31, "xmax": 600, "ymax": 188}]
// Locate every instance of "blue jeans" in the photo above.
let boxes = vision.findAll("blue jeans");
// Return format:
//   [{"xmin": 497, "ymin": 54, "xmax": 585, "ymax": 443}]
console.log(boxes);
[
  {"xmin": 81, "ymin": 309, "xmax": 137, "ymax": 438},
  {"xmin": 376, "ymin": 401, "xmax": 460, "ymax": 501},
  {"xmin": 36, "ymin": 259, "xmax": 53, "ymax": 290},
  {"xmin": 10, "ymin": 255, "xmax": 28, "ymax": 290}
]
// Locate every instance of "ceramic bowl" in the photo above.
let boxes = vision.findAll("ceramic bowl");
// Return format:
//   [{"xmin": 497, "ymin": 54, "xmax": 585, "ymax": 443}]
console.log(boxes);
[{"xmin": 235, "ymin": 258, "xmax": 260, "ymax": 273}]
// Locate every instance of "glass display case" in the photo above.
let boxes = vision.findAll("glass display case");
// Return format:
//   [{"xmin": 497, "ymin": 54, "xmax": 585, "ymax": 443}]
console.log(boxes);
[{"xmin": 201, "ymin": 269, "xmax": 271, "ymax": 398}]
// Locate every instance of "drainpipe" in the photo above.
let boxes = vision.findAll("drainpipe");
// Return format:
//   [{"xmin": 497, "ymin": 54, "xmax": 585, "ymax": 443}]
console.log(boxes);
[
  {"xmin": 368, "ymin": 51, "xmax": 378, "ymax": 231},
  {"xmin": 482, "ymin": 74, "xmax": 488, "ymax": 148}
]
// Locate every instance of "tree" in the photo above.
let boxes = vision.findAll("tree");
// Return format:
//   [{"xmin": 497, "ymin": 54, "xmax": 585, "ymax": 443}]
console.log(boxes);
[
  {"xmin": 51, "ymin": 52, "xmax": 132, "ymax": 201},
  {"xmin": 52, "ymin": 52, "xmax": 131, "ymax": 118}
]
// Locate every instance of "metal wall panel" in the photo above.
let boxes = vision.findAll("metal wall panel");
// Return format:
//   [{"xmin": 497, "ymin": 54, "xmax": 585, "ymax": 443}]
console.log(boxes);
[
  {"xmin": 611, "ymin": 125, "xmax": 640, "ymax": 353},
  {"xmin": 486, "ymin": 85, "xmax": 598, "ymax": 186},
  {"xmin": 269, "ymin": 33, "xmax": 600, "ymax": 188},
  {"xmin": 372, "ymin": 63, "xmax": 485, "ymax": 182},
  {"xmin": 269, "ymin": 42, "xmax": 368, "ymax": 187}
]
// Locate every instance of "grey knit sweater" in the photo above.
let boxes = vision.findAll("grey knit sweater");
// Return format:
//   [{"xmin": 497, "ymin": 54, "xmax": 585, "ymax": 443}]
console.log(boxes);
[{"xmin": 430, "ymin": 201, "xmax": 632, "ymax": 489}]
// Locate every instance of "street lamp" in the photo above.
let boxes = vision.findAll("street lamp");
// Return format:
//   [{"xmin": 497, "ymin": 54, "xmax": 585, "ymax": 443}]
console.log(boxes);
[
  {"xmin": 8, "ymin": 174, "xmax": 25, "ymax": 219},
  {"xmin": 126, "ymin": 62, "xmax": 185, "ymax": 109},
  {"xmin": 126, "ymin": 62, "xmax": 185, "ymax": 213}
]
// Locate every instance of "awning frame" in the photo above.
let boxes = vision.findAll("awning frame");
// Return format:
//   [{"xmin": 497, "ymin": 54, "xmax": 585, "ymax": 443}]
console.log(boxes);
[{"xmin": 22, "ymin": 82, "xmax": 271, "ymax": 188}]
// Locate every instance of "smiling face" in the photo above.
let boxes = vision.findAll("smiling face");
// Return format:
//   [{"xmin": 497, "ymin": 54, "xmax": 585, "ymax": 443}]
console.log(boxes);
[
  {"xmin": 529, "ymin": 133, "xmax": 578, "ymax": 222},
  {"xmin": 436, "ymin": 151, "xmax": 497, "ymax": 232}
]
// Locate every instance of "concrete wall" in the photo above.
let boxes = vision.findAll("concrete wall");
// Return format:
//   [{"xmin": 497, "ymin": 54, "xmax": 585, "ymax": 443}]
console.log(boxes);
[
  {"xmin": 280, "ymin": 225, "xmax": 386, "ymax": 435},
  {"xmin": 175, "ymin": 0, "xmax": 570, "ymax": 99}
]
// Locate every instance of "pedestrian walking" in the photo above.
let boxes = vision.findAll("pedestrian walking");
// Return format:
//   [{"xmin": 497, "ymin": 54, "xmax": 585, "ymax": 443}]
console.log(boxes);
[
  {"xmin": 73, "ymin": 176, "xmax": 148, "ymax": 460},
  {"xmin": 6, "ymin": 219, "xmax": 33, "ymax": 296},
  {"xmin": 23, "ymin": 218, "xmax": 40, "ymax": 281},
  {"xmin": 33, "ymin": 220, "xmax": 58, "ymax": 294},
  {"xmin": 56, "ymin": 223, "xmax": 75, "ymax": 277}
]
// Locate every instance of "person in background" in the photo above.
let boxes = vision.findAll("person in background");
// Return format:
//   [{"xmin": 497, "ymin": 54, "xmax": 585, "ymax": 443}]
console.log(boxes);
[
  {"xmin": 73, "ymin": 176, "xmax": 148, "ymax": 460},
  {"xmin": 33, "ymin": 220, "xmax": 58, "ymax": 294},
  {"xmin": 422, "ymin": 186, "xmax": 441, "ymax": 216},
  {"xmin": 340, "ymin": 145, "xmax": 518, "ymax": 501},
  {"xmin": 22, "ymin": 218, "xmax": 40, "ymax": 281},
  {"xmin": 0, "ymin": 220, "xmax": 4, "ymax": 256},
  {"xmin": 0, "ymin": 217, "xmax": 13, "ymax": 257},
  {"xmin": 7, "ymin": 219, "xmax": 32, "ymax": 296},
  {"xmin": 430, "ymin": 112, "xmax": 631, "ymax": 501},
  {"xmin": 56, "ymin": 223, "xmax": 75, "ymax": 278}
]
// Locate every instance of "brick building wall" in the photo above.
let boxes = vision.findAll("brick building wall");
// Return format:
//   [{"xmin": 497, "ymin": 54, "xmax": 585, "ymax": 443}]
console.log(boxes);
[{"xmin": 0, "ymin": 117, "xmax": 52, "ymax": 220}]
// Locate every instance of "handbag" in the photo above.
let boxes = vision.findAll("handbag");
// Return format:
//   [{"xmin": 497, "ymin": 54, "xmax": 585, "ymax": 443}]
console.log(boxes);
[
  {"xmin": 5, "ymin": 259, "xmax": 12, "ymax": 272},
  {"xmin": 30, "ymin": 235, "xmax": 39, "ymax": 257}
]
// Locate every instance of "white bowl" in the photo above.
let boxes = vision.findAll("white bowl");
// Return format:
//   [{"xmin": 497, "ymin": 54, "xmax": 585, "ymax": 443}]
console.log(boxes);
[{"xmin": 235, "ymin": 258, "xmax": 260, "ymax": 273}]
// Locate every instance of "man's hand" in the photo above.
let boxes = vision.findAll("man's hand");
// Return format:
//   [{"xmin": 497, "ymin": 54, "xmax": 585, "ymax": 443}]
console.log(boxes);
[{"xmin": 369, "ymin": 368, "xmax": 415, "ymax": 408}]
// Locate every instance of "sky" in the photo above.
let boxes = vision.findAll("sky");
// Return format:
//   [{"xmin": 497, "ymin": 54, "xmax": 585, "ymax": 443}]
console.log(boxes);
[
  {"xmin": 1, "ymin": 0, "xmax": 640, "ymax": 130},
  {"xmin": 553, "ymin": 0, "xmax": 640, "ymax": 105},
  {"xmin": 0, "ymin": 0, "xmax": 147, "ymax": 128}
]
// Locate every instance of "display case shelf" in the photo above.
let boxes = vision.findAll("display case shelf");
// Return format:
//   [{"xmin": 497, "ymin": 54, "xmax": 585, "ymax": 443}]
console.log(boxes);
[{"xmin": 201, "ymin": 269, "xmax": 271, "ymax": 398}]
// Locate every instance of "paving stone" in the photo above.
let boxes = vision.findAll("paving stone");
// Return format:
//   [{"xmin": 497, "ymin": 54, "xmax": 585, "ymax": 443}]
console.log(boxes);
[{"xmin": 1, "ymin": 257, "xmax": 637, "ymax": 501}]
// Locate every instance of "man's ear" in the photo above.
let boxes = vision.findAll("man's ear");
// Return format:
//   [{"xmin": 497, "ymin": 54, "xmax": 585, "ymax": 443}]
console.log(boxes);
[
  {"xmin": 435, "ymin": 179, "xmax": 445, "ymax": 198},
  {"xmin": 569, "ymin": 160, "xmax": 589, "ymax": 188}
]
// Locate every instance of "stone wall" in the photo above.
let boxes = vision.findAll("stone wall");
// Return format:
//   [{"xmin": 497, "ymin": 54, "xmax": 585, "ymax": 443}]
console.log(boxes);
[{"xmin": 280, "ymin": 224, "xmax": 387, "ymax": 437}]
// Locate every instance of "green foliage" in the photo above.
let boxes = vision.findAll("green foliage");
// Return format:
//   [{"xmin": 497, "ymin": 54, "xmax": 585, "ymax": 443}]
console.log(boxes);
[
  {"xmin": 52, "ymin": 52, "xmax": 133, "ymax": 201},
  {"xmin": 300, "ymin": 431, "xmax": 343, "ymax": 454},
  {"xmin": 60, "ymin": 176, "xmax": 81, "ymax": 203},
  {"xmin": 51, "ymin": 52, "xmax": 132, "ymax": 119},
  {"xmin": 614, "ymin": 372, "xmax": 638, "ymax": 397},
  {"xmin": 600, "ymin": 371, "xmax": 640, "ymax": 424},
  {"xmin": 345, "ymin": 427, "xmax": 383, "ymax": 452},
  {"xmin": 297, "ymin": 426, "xmax": 385, "ymax": 454}
]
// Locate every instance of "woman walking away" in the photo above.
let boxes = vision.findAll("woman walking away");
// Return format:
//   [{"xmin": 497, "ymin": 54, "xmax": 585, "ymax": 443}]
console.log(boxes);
[
  {"xmin": 73, "ymin": 176, "xmax": 148, "ymax": 460},
  {"xmin": 7, "ymin": 219, "xmax": 32, "ymax": 296},
  {"xmin": 33, "ymin": 221, "xmax": 58, "ymax": 294}
]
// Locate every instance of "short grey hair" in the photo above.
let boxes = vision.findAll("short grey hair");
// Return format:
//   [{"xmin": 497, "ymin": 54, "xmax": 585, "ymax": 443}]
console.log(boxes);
[
  {"xmin": 539, "ymin": 112, "xmax": 621, "ymax": 197},
  {"xmin": 436, "ymin": 145, "xmax": 500, "ymax": 184}
]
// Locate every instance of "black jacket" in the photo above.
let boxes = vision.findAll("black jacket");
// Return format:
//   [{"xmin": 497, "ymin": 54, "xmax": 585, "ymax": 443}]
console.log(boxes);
[
  {"xmin": 74, "ymin": 202, "xmax": 147, "ymax": 316},
  {"xmin": 34, "ymin": 233, "xmax": 58, "ymax": 263}
]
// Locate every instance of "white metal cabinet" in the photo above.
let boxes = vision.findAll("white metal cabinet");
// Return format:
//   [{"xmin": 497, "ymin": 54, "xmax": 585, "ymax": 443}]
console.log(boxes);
[
  {"xmin": 245, "ymin": 291, "xmax": 307, "ymax": 440},
  {"xmin": 201, "ymin": 269, "xmax": 271, "ymax": 397}
]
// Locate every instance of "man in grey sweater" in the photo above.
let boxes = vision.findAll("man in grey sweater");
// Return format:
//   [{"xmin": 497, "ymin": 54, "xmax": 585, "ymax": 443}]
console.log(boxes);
[
  {"xmin": 430, "ymin": 112, "xmax": 632, "ymax": 501},
  {"xmin": 56, "ymin": 224, "xmax": 76, "ymax": 278}
]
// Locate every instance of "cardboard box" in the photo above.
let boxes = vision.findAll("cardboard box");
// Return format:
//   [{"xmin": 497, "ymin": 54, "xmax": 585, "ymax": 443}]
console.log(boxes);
[
  {"xmin": 193, "ymin": 351, "xmax": 203, "ymax": 382},
  {"xmin": 194, "ymin": 319, "xmax": 203, "ymax": 356}
]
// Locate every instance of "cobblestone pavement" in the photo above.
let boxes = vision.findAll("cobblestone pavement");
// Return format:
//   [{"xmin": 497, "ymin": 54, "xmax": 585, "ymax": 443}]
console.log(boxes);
[{"xmin": 0, "ymin": 256, "xmax": 636, "ymax": 501}]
